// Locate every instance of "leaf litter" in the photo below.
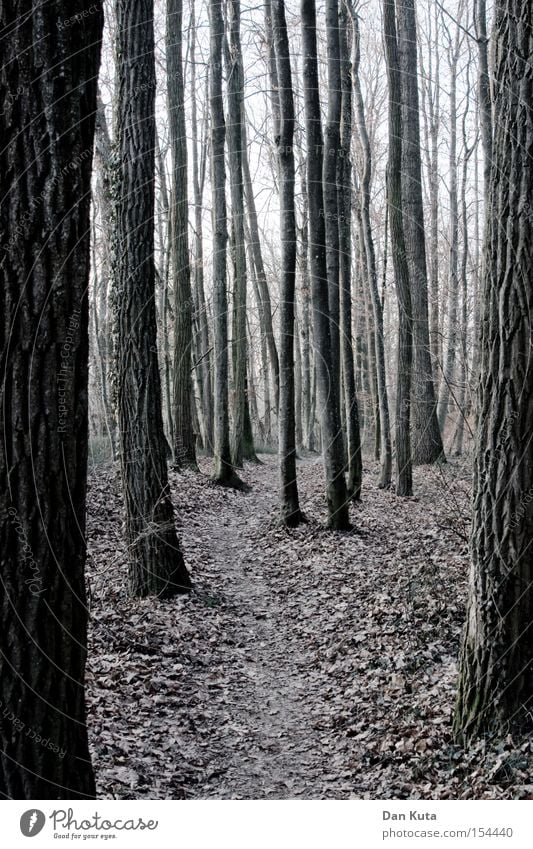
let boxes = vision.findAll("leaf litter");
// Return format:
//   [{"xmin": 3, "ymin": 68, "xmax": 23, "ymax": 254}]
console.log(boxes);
[{"xmin": 85, "ymin": 454, "xmax": 533, "ymax": 799}]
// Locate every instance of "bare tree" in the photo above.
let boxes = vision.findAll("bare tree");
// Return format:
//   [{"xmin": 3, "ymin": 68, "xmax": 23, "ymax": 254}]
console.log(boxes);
[
  {"xmin": 454, "ymin": 0, "xmax": 533, "ymax": 741},
  {"xmin": 114, "ymin": 0, "xmax": 192, "ymax": 596},
  {"xmin": 301, "ymin": 0, "xmax": 350, "ymax": 529},
  {"xmin": 0, "ymin": 0, "xmax": 104, "ymax": 797},
  {"xmin": 397, "ymin": 0, "xmax": 444, "ymax": 465},
  {"xmin": 339, "ymin": 1, "xmax": 362, "ymax": 499},
  {"xmin": 209, "ymin": 0, "xmax": 242, "ymax": 487},
  {"xmin": 273, "ymin": 0, "xmax": 304, "ymax": 525},
  {"xmin": 437, "ymin": 6, "xmax": 465, "ymax": 434},
  {"xmin": 350, "ymin": 1, "xmax": 392, "ymax": 488},
  {"xmin": 383, "ymin": 0, "xmax": 413, "ymax": 496},
  {"xmin": 167, "ymin": 0, "xmax": 197, "ymax": 468}
]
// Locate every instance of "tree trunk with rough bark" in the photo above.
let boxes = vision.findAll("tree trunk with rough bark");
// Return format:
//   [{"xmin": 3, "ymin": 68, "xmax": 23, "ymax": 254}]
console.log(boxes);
[
  {"xmin": 167, "ymin": 0, "xmax": 197, "ymax": 468},
  {"xmin": 225, "ymin": 0, "xmax": 249, "ymax": 468},
  {"xmin": 384, "ymin": 0, "xmax": 413, "ymax": 496},
  {"xmin": 242, "ymin": 120, "xmax": 280, "ymax": 421},
  {"xmin": 454, "ymin": 1, "xmax": 533, "ymax": 741},
  {"xmin": 0, "ymin": 0, "xmax": 103, "ymax": 798},
  {"xmin": 94, "ymin": 98, "xmax": 118, "ymax": 459},
  {"xmin": 350, "ymin": 1, "xmax": 392, "ymax": 488},
  {"xmin": 397, "ymin": 0, "xmax": 444, "ymax": 465},
  {"xmin": 273, "ymin": 0, "xmax": 304, "ymax": 526},
  {"xmin": 323, "ymin": 0, "xmax": 342, "ymax": 405},
  {"xmin": 339, "ymin": 2, "xmax": 362, "ymax": 500},
  {"xmin": 209, "ymin": 0, "xmax": 242, "ymax": 487},
  {"xmin": 115, "ymin": 0, "xmax": 192, "ymax": 596},
  {"xmin": 190, "ymin": 1, "xmax": 214, "ymax": 453},
  {"xmin": 301, "ymin": 0, "xmax": 350, "ymax": 529},
  {"xmin": 438, "ymin": 23, "xmax": 462, "ymax": 434}
]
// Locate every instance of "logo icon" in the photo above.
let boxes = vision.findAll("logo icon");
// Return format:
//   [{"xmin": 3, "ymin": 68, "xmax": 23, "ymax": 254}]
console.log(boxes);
[{"xmin": 20, "ymin": 810, "xmax": 46, "ymax": 837}]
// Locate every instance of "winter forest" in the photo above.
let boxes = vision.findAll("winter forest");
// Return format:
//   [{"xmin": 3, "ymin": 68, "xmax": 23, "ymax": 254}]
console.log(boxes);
[{"xmin": 0, "ymin": 0, "xmax": 532, "ymax": 804}]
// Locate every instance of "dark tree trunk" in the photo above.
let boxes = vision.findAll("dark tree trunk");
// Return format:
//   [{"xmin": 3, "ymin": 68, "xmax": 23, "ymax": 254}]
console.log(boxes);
[
  {"xmin": 454, "ymin": 93, "xmax": 476, "ymax": 457},
  {"xmin": 209, "ymin": 0, "xmax": 242, "ymax": 487},
  {"xmin": 155, "ymin": 135, "xmax": 175, "ymax": 449},
  {"xmin": 470, "ymin": 0, "xmax": 493, "ymax": 400},
  {"xmin": 273, "ymin": 0, "xmax": 304, "ymax": 526},
  {"xmin": 0, "ymin": 0, "xmax": 103, "ymax": 798},
  {"xmin": 301, "ymin": 0, "xmax": 350, "ymax": 529},
  {"xmin": 242, "ymin": 120, "xmax": 280, "ymax": 418},
  {"xmin": 454, "ymin": 0, "xmax": 533, "ymax": 741},
  {"xmin": 94, "ymin": 99, "xmax": 118, "ymax": 460},
  {"xmin": 350, "ymin": 1, "xmax": 392, "ymax": 488},
  {"xmin": 115, "ymin": 0, "xmax": 192, "ymax": 596},
  {"xmin": 323, "ymin": 0, "xmax": 342, "ymax": 404},
  {"xmin": 339, "ymin": 1, "xmax": 362, "ymax": 500},
  {"xmin": 167, "ymin": 0, "xmax": 197, "ymax": 468},
  {"xmin": 296, "ymin": 150, "xmax": 314, "ymax": 451},
  {"xmin": 419, "ymin": 2, "xmax": 442, "ymax": 375},
  {"xmin": 397, "ymin": 0, "xmax": 444, "ymax": 465},
  {"xmin": 437, "ymin": 28, "xmax": 461, "ymax": 434},
  {"xmin": 190, "ymin": 1, "xmax": 214, "ymax": 454},
  {"xmin": 474, "ymin": 0, "xmax": 493, "ymax": 197},
  {"xmin": 384, "ymin": 0, "xmax": 413, "ymax": 496},
  {"xmin": 225, "ymin": 0, "xmax": 250, "ymax": 468}
]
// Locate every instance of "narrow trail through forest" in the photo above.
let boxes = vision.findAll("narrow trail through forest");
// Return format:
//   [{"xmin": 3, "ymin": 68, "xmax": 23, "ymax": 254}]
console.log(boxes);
[
  {"xmin": 184, "ymin": 459, "xmax": 330, "ymax": 798},
  {"xmin": 87, "ymin": 455, "xmax": 531, "ymax": 800}
]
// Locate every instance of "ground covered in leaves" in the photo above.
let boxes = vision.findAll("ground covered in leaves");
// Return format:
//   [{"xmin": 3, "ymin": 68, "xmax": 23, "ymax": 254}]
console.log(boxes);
[{"xmin": 85, "ymin": 454, "xmax": 533, "ymax": 799}]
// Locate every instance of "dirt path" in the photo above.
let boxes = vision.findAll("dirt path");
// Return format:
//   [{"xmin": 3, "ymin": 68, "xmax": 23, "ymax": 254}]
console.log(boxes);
[{"xmin": 185, "ymin": 460, "xmax": 326, "ymax": 798}]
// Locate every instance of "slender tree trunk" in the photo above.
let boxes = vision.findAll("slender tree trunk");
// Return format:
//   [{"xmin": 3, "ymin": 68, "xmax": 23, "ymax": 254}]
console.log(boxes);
[
  {"xmin": 474, "ymin": 0, "xmax": 493, "ymax": 196},
  {"xmin": 0, "ymin": 0, "xmax": 103, "ymax": 798},
  {"xmin": 190, "ymin": 7, "xmax": 214, "ymax": 453},
  {"xmin": 294, "ymin": 315, "xmax": 304, "ymax": 451},
  {"xmin": 247, "ymin": 231, "xmax": 272, "ymax": 443},
  {"xmin": 339, "ymin": 2, "xmax": 362, "ymax": 500},
  {"xmin": 225, "ymin": 0, "xmax": 249, "ymax": 467},
  {"xmin": 397, "ymin": 0, "xmax": 444, "ymax": 465},
  {"xmin": 454, "ymin": 83, "xmax": 475, "ymax": 457},
  {"xmin": 438, "ymin": 28, "xmax": 461, "ymax": 434},
  {"xmin": 323, "ymin": 0, "xmax": 342, "ymax": 401},
  {"xmin": 115, "ymin": 0, "xmax": 192, "ymax": 596},
  {"xmin": 350, "ymin": 2, "xmax": 392, "ymax": 488},
  {"xmin": 454, "ymin": 1, "xmax": 533, "ymax": 741},
  {"xmin": 470, "ymin": 0, "xmax": 493, "ymax": 408},
  {"xmin": 273, "ymin": 0, "xmax": 304, "ymax": 526},
  {"xmin": 209, "ymin": 0, "xmax": 242, "ymax": 487},
  {"xmin": 155, "ymin": 139, "xmax": 176, "ymax": 450},
  {"xmin": 242, "ymin": 120, "xmax": 280, "ymax": 416},
  {"xmin": 167, "ymin": 0, "xmax": 197, "ymax": 468},
  {"xmin": 94, "ymin": 99, "xmax": 118, "ymax": 459},
  {"xmin": 297, "ymin": 154, "xmax": 313, "ymax": 451},
  {"xmin": 384, "ymin": 0, "xmax": 413, "ymax": 496},
  {"xmin": 301, "ymin": 0, "xmax": 350, "ymax": 529},
  {"xmin": 419, "ymin": 1, "xmax": 442, "ymax": 375},
  {"xmin": 470, "ymin": 132, "xmax": 483, "ymax": 393}
]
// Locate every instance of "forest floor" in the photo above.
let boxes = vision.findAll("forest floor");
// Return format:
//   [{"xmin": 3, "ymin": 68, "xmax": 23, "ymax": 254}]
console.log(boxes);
[{"xmin": 85, "ymin": 453, "xmax": 533, "ymax": 799}]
